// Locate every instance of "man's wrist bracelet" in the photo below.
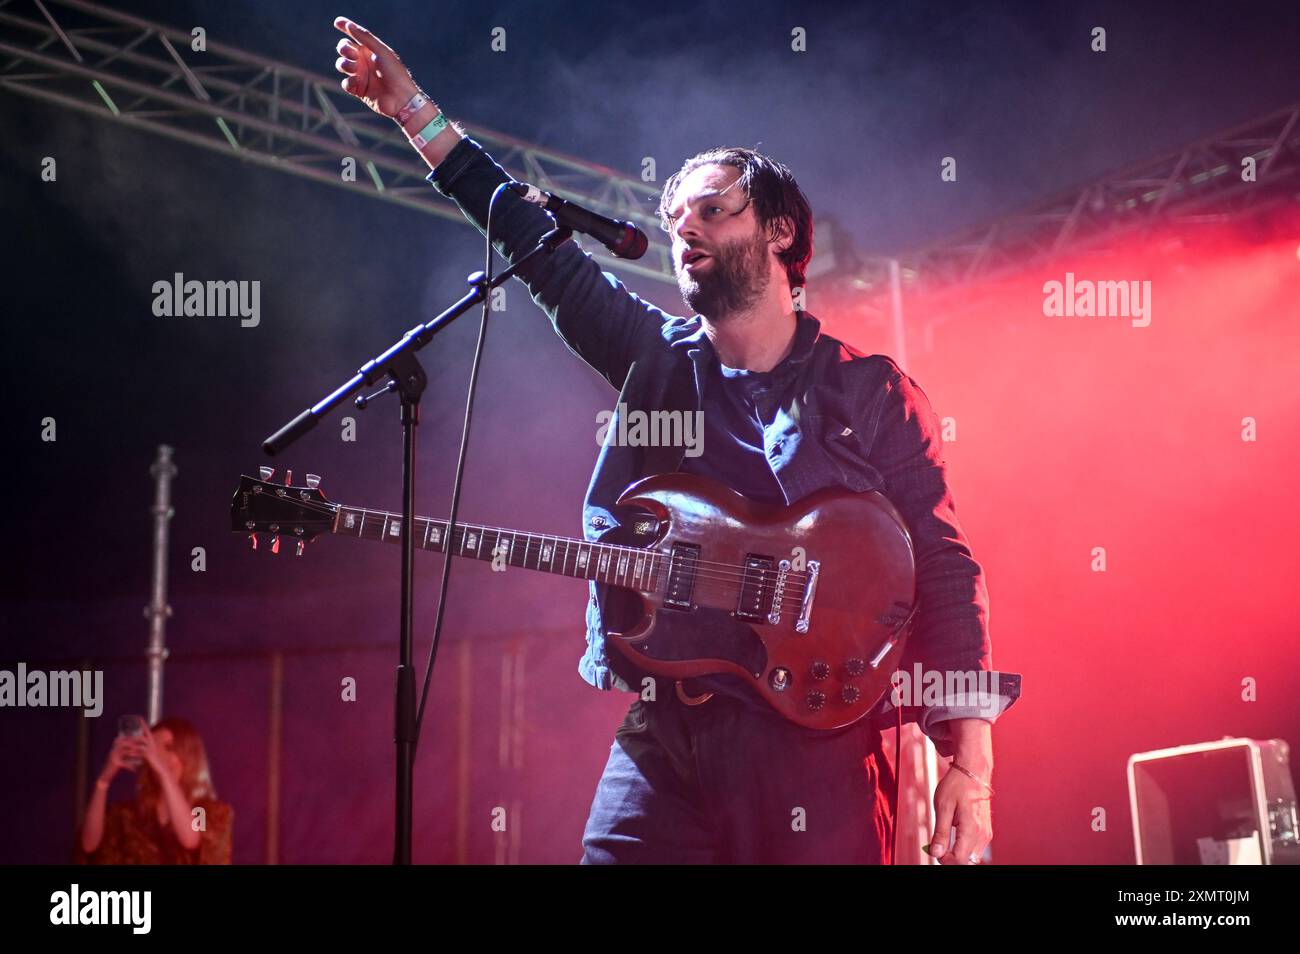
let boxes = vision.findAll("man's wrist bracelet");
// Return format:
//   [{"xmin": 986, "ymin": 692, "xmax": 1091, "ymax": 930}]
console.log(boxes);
[
  {"xmin": 395, "ymin": 91, "xmax": 430, "ymax": 127},
  {"xmin": 409, "ymin": 112, "xmax": 449, "ymax": 149},
  {"xmin": 950, "ymin": 760, "xmax": 995, "ymax": 796}
]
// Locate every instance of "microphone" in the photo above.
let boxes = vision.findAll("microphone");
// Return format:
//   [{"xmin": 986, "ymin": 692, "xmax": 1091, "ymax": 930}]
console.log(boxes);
[{"xmin": 507, "ymin": 182, "xmax": 649, "ymax": 260}]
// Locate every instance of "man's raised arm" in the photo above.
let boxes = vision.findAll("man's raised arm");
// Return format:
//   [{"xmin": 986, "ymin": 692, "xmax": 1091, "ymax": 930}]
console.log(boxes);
[{"xmin": 333, "ymin": 17, "xmax": 673, "ymax": 390}]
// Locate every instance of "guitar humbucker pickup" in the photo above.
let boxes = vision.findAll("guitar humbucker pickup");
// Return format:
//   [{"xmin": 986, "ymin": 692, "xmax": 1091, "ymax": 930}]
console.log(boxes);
[
  {"xmin": 663, "ymin": 543, "xmax": 701, "ymax": 610},
  {"xmin": 734, "ymin": 554, "xmax": 774, "ymax": 622}
]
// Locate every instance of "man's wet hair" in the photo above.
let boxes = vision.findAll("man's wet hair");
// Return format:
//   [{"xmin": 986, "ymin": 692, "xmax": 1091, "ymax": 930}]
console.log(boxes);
[{"xmin": 659, "ymin": 146, "xmax": 814, "ymax": 291}]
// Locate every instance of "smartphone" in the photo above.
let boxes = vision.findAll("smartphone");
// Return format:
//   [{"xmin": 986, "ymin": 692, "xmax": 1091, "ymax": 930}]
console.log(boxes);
[{"xmin": 118, "ymin": 714, "xmax": 146, "ymax": 768}]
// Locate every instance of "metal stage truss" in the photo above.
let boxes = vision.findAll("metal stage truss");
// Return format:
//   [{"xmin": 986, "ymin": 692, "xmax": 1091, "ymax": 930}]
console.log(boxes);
[
  {"xmin": 3, "ymin": 0, "xmax": 1296, "ymax": 303},
  {"xmin": 852, "ymin": 99, "xmax": 1300, "ymax": 300},
  {"xmin": 0, "ymin": 0, "xmax": 676, "ymax": 284}
]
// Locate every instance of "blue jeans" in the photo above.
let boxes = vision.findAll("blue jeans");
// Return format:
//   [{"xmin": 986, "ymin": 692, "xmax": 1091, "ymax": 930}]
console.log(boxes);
[{"xmin": 580, "ymin": 686, "xmax": 896, "ymax": 864}]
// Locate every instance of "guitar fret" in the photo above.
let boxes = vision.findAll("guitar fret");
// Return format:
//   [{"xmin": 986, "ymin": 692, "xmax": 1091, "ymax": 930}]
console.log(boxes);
[{"xmin": 327, "ymin": 504, "xmax": 662, "ymax": 589}]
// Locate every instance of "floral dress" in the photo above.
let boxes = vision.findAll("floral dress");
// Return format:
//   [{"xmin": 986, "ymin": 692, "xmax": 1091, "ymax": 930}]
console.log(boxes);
[{"xmin": 76, "ymin": 799, "xmax": 232, "ymax": 864}]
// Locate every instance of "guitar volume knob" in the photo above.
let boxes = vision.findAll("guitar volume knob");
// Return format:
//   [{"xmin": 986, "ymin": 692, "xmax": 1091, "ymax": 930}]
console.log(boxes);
[
  {"xmin": 841, "ymin": 685, "xmax": 861, "ymax": 704},
  {"xmin": 805, "ymin": 690, "xmax": 826, "ymax": 711},
  {"xmin": 845, "ymin": 658, "xmax": 866, "ymax": 677},
  {"xmin": 810, "ymin": 661, "xmax": 830, "ymax": 681}
]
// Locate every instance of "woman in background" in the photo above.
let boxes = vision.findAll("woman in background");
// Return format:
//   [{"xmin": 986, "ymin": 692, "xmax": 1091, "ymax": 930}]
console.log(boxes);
[{"xmin": 77, "ymin": 716, "xmax": 232, "ymax": 864}]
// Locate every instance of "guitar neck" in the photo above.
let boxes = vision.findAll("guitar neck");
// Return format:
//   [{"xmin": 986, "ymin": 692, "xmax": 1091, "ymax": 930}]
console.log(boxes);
[{"xmin": 332, "ymin": 505, "xmax": 665, "ymax": 592}]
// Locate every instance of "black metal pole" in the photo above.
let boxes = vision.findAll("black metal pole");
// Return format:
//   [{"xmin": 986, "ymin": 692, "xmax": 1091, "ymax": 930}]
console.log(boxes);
[
  {"xmin": 394, "ymin": 385, "xmax": 420, "ymax": 865},
  {"xmin": 261, "ymin": 226, "xmax": 572, "ymax": 865}
]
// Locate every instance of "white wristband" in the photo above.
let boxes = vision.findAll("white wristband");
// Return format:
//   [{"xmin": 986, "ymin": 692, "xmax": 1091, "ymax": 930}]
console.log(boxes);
[{"xmin": 395, "ymin": 91, "xmax": 430, "ymax": 127}]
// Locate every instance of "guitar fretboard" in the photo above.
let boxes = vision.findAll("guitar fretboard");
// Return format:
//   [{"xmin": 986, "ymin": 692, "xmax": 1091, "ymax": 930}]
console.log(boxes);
[{"xmin": 334, "ymin": 506, "xmax": 665, "ymax": 592}]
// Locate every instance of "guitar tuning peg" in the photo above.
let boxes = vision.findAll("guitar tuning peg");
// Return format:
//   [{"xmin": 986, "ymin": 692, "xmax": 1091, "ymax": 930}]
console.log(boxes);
[
  {"xmin": 259, "ymin": 466, "xmax": 274, "ymax": 481},
  {"xmin": 295, "ymin": 539, "xmax": 306, "ymax": 557},
  {"xmin": 248, "ymin": 533, "xmax": 258, "ymax": 551},
  {"xmin": 305, "ymin": 474, "xmax": 321, "ymax": 490},
  {"xmin": 284, "ymin": 469, "xmax": 293, "ymax": 486},
  {"xmin": 270, "ymin": 535, "xmax": 280, "ymax": 555}
]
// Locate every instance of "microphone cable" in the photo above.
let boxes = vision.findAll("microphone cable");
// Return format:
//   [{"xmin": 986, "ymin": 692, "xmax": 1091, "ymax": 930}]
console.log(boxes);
[{"xmin": 413, "ymin": 181, "xmax": 514, "ymax": 748}]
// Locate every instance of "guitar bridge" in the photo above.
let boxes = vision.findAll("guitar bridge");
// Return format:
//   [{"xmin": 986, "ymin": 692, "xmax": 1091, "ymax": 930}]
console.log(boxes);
[
  {"xmin": 794, "ymin": 560, "xmax": 820, "ymax": 634},
  {"xmin": 767, "ymin": 559, "xmax": 791, "ymax": 625}
]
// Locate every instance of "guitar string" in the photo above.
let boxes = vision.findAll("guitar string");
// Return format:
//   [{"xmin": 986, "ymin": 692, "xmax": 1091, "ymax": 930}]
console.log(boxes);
[
  {"xmin": 333, "ymin": 526, "xmax": 818, "ymax": 611},
  {"xmin": 252, "ymin": 493, "xmax": 816, "ymax": 583},
  {"xmin": 251, "ymin": 510, "xmax": 820, "ymax": 611},
  {"xmin": 265, "ymin": 518, "xmax": 819, "ymax": 612},
  {"xmin": 246, "ymin": 495, "xmax": 829, "ymax": 603},
  {"xmin": 346, "ymin": 509, "xmax": 815, "ymax": 585}
]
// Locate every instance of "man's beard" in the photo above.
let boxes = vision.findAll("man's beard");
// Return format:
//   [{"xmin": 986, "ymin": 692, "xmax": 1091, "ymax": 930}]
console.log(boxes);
[{"xmin": 677, "ymin": 225, "xmax": 772, "ymax": 322}]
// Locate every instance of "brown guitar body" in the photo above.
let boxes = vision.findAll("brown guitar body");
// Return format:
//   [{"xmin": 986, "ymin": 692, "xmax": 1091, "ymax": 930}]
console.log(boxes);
[
  {"xmin": 232, "ymin": 468, "xmax": 917, "ymax": 731},
  {"xmin": 607, "ymin": 472, "xmax": 917, "ymax": 731}
]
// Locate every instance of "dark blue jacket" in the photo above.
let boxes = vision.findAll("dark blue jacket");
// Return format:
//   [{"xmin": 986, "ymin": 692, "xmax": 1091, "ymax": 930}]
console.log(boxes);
[{"xmin": 429, "ymin": 137, "xmax": 1020, "ymax": 754}]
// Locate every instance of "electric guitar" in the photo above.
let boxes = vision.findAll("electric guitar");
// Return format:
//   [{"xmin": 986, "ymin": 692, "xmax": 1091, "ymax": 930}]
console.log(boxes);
[{"xmin": 230, "ymin": 469, "xmax": 917, "ymax": 730}]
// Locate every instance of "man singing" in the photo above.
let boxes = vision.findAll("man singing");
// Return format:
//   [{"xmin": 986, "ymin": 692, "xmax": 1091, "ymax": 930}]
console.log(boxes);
[{"xmin": 333, "ymin": 16, "xmax": 1021, "ymax": 865}]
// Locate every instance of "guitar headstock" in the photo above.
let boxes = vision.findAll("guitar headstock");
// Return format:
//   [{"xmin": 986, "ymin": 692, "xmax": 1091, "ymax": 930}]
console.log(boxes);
[{"xmin": 230, "ymin": 467, "xmax": 336, "ymax": 555}]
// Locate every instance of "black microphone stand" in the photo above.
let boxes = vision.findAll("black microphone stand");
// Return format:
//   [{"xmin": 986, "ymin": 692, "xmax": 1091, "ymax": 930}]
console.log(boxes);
[{"xmin": 262, "ymin": 225, "xmax": 573, "ymax": 864}]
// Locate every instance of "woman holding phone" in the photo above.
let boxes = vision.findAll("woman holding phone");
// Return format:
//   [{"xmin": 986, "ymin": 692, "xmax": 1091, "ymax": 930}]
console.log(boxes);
[{"xmin": 76, "ymin": 716, "xmax": 232, "ymax": 864}]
